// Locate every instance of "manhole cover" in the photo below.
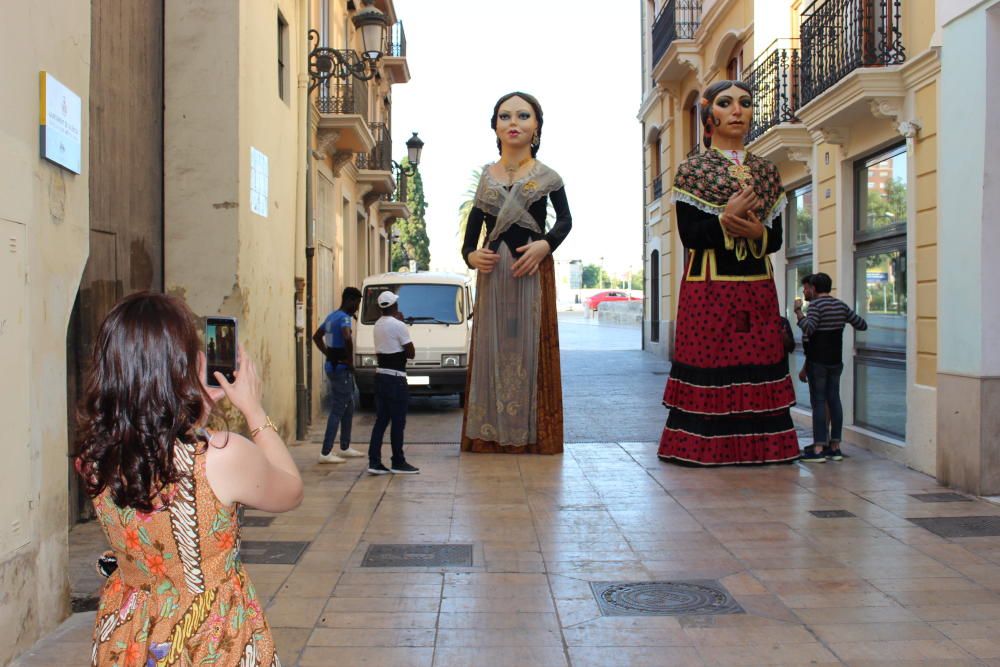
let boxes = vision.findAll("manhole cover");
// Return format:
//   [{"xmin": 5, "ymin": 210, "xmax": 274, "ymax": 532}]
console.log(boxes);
[
  {"xmin": 241, "ymin": 515, "xmax": 275, "ymax": 527},
  {"xmin": 362, "ymin": 544, "xmax": 473, "ymax": 567},
  {"xmin": 240, "ymin": 540, "xmax": 309, "ymax": 565},
  {"xmin": 591, "ymin": 581, "xmax": 744, "ymax": 617},
  {"xmin": 908, "ymin": 516, "xmax": 1000, "ymax": 538},
  {"xmin": 810, "ymin": 510, "xmax": 856, "ymax": 518},
  {"xmin": 910, "ymin": 492, "xmax": 972, "ymax": 503}
]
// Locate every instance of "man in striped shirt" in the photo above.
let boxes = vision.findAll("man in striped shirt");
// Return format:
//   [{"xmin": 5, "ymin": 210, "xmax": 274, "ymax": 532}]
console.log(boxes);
[{"xmin": 793, "ymin": 272, "xmax": 868, "ymax": 463}]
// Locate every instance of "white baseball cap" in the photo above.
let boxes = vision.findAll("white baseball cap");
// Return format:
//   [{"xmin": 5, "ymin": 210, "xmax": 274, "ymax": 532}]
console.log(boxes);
[{"xmin": 377, "ymin": 290, "xmax": 399, "ymax": 308}]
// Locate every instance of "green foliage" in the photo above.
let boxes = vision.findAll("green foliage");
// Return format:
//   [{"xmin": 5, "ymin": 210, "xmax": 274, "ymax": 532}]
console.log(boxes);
[
  {"xmin": 391, "ymin": 158, "xmax": 431, "ymax": 271},
  {"xmin": 630, "ymin": 268, "xmax": 644, "ymax": 291},
  {"xmin": 457, "ymin": 167, "xmax": 483, "ymax": 242},
  {"xmin": 581, "ymin": 264, "xmax": 611, "ymax": 289}
]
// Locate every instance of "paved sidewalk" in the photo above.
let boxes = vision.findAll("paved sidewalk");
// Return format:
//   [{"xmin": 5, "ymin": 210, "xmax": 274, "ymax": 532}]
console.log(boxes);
[
  {"xmin": 20, "ymin": 440, "xmax": 1000, "ymax": 666},
  {"xmin": 16, "ymin": 319, "xmax": 1000, "ymax": 666}
]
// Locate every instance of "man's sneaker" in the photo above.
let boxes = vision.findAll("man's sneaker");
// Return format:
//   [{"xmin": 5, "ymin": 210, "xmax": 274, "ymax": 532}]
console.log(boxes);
[
  {"xmin": 339, "ymin": 447, "xmax": 365, "ymax": 458},
  {"xmin": 367, "ymin": 463, "xmax": 391, "ymax": 475},
  {"xmin": 824, "ymin": 447, "xmax": 844, "ymax": 462},
  {"xmin": 799, "ymin": 448, "xmax": 827, "ymax": 463},
  {"xmin": 390, "ymin": 462, "xmax": 420, "ymax": 475},
  {"xmin": 318, "ymin": 452, "xmax": 346, "ymax": 464}
]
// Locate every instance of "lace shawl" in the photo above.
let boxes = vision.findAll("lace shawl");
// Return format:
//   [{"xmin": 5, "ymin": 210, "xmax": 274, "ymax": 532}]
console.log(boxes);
[
  {"xmin": 474, "ymin": 161, "xmax": 564, "ymax": 243},
  {"xmin": 671, "ymin": 148, "xmax": 786, "ymax": 228}
]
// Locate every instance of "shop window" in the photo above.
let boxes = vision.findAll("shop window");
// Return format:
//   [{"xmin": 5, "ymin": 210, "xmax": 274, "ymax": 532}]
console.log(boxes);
[{"xmin": 853, "ymin": 144, "xmax": 907, "ymax": 438}]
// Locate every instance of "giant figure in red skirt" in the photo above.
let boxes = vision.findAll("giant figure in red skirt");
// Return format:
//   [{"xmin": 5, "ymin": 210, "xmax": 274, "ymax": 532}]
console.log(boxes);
[{"xmin": 658, "ymin": 80, "xmax": 800, "ymax": 466}]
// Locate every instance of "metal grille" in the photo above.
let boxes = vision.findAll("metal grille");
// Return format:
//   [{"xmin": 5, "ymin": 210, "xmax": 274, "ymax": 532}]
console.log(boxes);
[
  {"xmin": 386, "ymin": 21, "xmax": 406, "ymax": 57},
  {"xmin": 745, "ymin": 41, "xmax": 800, "ymax": 143},
  {"xmin": 800, "ymin": 0, "xmax": 905, "ymax": 107},
  {"xmin": 651, "ymin": 0, "xmax": 702, "ymax": 65},
  {"xmin": 908, "ymin": 516, "xmax": 1000, "ymax": 539},
  {"xmin": 910, "ymin": 492, "xmax": 973, "ymax": 503},
  {"xmin": 316, "ymin": 68, "xmax": 369, "ymax": 118},
  {"xmin": 591, "ymin": 581, "xmax": 744, "ymax": 617},
  {"xmin": 362, "ymin": 544, "xmax": 474, "ymax": 567},
  {"xmin": 810, "ymin": 510, "xmax": 856, "ymax": 518},
  {"xmin": 356, "ymin": 122, "xmax": 392, "ymax": 171}
]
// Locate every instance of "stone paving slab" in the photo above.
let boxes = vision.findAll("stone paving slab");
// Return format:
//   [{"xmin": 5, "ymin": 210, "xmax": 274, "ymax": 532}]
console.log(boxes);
[{"xmin": 17, "ymin": 318, "xmax": 1000, "ymax": 665}]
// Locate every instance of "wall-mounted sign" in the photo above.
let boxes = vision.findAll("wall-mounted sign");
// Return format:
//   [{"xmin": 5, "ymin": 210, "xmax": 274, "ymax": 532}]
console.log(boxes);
[
  {"xmin": 250, "ymin": 147, "xmax": 269, "ymax": 217},
  {"xmin": 39, "ymin": 71, "xmax": 82, "ymax": 174}
]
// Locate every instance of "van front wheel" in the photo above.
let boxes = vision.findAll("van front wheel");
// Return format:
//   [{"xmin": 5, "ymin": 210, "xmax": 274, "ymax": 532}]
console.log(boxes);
[{"xmin": 359, "ymin": 393, "xmax": 375, "ymax": 410}]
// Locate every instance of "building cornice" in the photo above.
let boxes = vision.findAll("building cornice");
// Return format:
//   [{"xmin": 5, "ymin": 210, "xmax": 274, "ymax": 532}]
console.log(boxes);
[
  {"xmin": 901, "ymin": 48, "xmax": 941, "ymax": 90},
  {"xmin": 637, "ymin": 88, "xmax": 663, "ymax": 122},
  {"xmin": 746, "ymin": 124, "xmax": 814, "ymax": 170}
]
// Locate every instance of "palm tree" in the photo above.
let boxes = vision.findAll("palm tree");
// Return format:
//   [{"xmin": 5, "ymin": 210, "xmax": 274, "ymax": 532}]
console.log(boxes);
[{"xmin": 457, "ymin": 167, "xmax": 483, "ymax": 241}]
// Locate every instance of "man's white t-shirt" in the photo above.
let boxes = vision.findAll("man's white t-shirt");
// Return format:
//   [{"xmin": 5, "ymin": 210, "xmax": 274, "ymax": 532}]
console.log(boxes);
[{"xmin": 373, "ymin": 315, "xmax": 412, "ymax": 372}]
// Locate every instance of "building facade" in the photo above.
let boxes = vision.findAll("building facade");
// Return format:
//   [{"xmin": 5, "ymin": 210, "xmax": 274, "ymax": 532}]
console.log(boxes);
[
  {"xmin": 639, "ymin": 0, "xmax": 950, "ymax": 478},
  {"xmin": 0, "ymin": 0, "xmax": 414, "ymax": 661},
  {"xmin": 305, "ymin": 0, "xmax": 412, "ymax": 423}
]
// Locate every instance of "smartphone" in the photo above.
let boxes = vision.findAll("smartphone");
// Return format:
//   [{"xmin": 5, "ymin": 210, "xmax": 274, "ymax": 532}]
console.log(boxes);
[{"xmin": 205, "ymin": 317, "xmax": 238, "ymax": 387}]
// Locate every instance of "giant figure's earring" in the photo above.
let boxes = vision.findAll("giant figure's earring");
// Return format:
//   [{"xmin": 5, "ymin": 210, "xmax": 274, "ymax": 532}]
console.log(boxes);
[{"xmin": 532, "ymin": 131, "xmax": 540, "ymax": 147}]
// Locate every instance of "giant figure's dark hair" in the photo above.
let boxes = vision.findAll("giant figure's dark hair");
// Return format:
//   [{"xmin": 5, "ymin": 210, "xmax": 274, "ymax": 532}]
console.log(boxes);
[
  {"xmin": 700, "ymin": 79, "xmax": 753, "ymax": 149},
  {"xmin": 491, "ymin": 91, "xmax": 544, "ymax": 157},
  {"xmin": 75, "ymin": 292, "xmax": 214, "ymax": 512}
]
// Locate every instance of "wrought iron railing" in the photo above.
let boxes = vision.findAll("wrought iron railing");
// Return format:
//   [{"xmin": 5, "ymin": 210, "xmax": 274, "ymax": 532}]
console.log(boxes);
[
  {"xmin": 651, "ymin": 0, "xmax": 703, "ymax": 66},
  {"xmin": 386, "ymin": 21, "xmax": 406, "ymax": 57},
  {"xmin": 315, "ymin": 65, "xmax": 369, "ymax": 117},
  {"xmin": 800, "ymin": 0, "xmax": 905, "ymax": 107},
  {"xmin": 356, "ymin": 122, "xmax": 392, "ymax": 171},
  {"xmin": 744, "ymin": 40, "xmax": 800, "ymax": 143}
]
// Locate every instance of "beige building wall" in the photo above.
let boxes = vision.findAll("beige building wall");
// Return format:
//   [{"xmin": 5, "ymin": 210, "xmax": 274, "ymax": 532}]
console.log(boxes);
[
  {"xmin": 0, "ymin": 3, "xmax": 91, "ymax": 662},
  {"xmin": 641, "ymin": 0, "xmax": 942, "ymax": 476},
  {"xmin": 165, "ymin": 0, "xmax": 307, "ymax": 435},
  {"xmin": 307, "ymin": 0, "xmax": 410, "ymax": 420}
]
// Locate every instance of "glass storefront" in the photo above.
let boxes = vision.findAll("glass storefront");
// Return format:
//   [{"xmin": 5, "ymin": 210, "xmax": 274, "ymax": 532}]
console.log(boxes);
[
  {"xmin": 853, "ymin": 145, "xmax": 907, "ymax": 439},
  {"xmin": 785, "ymin": 184, "xmax": 813, "ymax": 412}
]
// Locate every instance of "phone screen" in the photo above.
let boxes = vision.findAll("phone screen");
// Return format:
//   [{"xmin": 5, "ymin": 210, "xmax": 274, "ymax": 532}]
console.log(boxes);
[{"xmin": 206, "ymin": 317, "xmax": 238, "ymax": 387}]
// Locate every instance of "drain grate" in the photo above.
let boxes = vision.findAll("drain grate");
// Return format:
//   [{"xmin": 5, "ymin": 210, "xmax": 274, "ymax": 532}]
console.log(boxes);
[
  {"xmin": 362, "ymin": 544, "xmax": 474, "ymax": 567},
  {"xmin": 910, "ymin": 492, "xmax": 973, "ymax": 503},
  {"xmin": 241, "ymin": 515, "xmax": 275, "ymax": 527},
  {"xmin": 908, "ymin": 516, "xmax": 1000, "ymax": 538},
  {"xmin": 810, "ymin": 510, "xmax": 856, "ymax": 518},
  {"xmin": 591, "ymin": 580, "xmax": 744, "ymax": 617},
  {"xmin": 71, "ymin": 596, "xmax": 100, "ymax": 613},
  {"xmin": 240, "ymin": 540, "xmax": 310, "ymax": 565}
]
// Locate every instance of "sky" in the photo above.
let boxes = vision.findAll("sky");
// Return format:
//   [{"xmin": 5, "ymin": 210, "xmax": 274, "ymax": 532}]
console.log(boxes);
[{"xmin": 390, "ymin": 0, "xmax": 644, "ymax": 277}]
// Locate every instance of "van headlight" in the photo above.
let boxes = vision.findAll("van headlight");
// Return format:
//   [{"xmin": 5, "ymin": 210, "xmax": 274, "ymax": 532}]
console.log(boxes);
[
  {"xmin": 441, "ymin": 354, "xmax": 466, "ymax": 367},
  {"xmin": 358, "ymin": 355, "xmax": 378, "ymax": 368}
]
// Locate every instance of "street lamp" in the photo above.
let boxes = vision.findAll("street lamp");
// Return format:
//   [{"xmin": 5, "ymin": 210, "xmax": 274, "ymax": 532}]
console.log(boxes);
[
  {"xmin": 391, "ymin": 132, "xmax": 424, "ymax": 201},
  {"xmin": 307, "ymin": 0, "xmax": 388, "ymax": 90}
]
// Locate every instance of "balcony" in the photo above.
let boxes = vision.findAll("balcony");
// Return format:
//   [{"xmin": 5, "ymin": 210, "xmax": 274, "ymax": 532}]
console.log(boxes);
[
  {"xmin": 376, "ymin": 176, "xmax": 411, "ymax": 228},
  {"xmin": 382, "ymin": 21, "xmax": 410, "ymax": 84},
  {"xmin": 745, "ymin": 41, "xmax": 800, "ymax": 144},
  {"xmin": 356, "ymin": 122, "xmax": 396, "ymax": 199},
  {"xmin": 650, "ymin": 0, "xmax": 702, "ymax": 89},
  {"xmin": 313, "ymin": 68, "xmax": 375, "ymax": 161},
  {"xmin": 798, "ymin": 0, "xmax": 906, "ymax": 128}
]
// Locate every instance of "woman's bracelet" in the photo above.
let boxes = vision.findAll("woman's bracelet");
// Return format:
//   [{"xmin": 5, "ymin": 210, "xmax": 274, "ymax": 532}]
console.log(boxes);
[{"xmin": 250, "ymin": 415, "xmax": 277, "ymax": 438}]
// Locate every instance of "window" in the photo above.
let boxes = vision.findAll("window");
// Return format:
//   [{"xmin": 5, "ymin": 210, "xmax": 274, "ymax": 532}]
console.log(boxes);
[
  {"xmin": 650, "ymin": 250, "xmax": 660, "ymax": 343},
  {"xmin": 277, "ymin": 12, "xmax": 289, "ymax": 101},
  {"xmin": 361, "ymin": 284, "xmax": 463, "ymax": 325},
  {"xmin": 689, "ymin": 97, "xmax": 701, "ymax": 156},
  {"xmin": 726, "ymin": 43, "xmax": 744, "ymax": 80},
  {"xmin": 853, "ymin": 145, "xmax": 908, "ymax": 438},
  {"xmin": 784, "ymin": 183, "xmax": 813, "ymax": 411}
]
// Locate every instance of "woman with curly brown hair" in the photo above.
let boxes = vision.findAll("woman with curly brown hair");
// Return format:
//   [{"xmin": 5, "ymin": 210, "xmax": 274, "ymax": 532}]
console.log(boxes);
[{"xmin": 76, "ymin": 292, "xmax": 301, "ymax": 666}]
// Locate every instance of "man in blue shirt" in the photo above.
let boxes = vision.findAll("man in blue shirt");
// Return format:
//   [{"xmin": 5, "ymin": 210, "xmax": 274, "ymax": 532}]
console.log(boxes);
[{"xmin": 312, "ymin": 287, "xmax": 364, "ymax": 463}]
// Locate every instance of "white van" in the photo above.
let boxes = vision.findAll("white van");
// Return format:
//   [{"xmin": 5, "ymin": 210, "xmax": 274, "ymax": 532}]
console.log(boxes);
[{"xmin": 354, "ymin": 271, "xmax": 474, "ymax": 408}]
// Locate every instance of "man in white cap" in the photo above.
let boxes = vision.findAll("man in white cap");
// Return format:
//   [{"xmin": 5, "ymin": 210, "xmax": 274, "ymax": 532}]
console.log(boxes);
[{"xmin": 368, "ymin": 290, "xmax": 419, "ymax": 474}]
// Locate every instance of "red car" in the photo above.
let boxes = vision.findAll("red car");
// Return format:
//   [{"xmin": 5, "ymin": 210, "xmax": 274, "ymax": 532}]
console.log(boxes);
[{"xmin": 584, "ymin": 290, "xmax": 641, "ymax": 312}]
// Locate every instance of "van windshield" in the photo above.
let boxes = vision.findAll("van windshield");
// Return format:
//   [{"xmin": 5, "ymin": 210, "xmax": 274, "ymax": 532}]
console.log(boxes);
[{"xmin": 362, "ymin": 284, "xmax": 464, "ymax": 325}]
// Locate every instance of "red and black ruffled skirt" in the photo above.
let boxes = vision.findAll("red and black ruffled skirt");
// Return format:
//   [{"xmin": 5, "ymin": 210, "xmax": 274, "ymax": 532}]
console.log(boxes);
[{"xmin": 659, "ymin": 273, "xmax": 800, "ymax": 466}]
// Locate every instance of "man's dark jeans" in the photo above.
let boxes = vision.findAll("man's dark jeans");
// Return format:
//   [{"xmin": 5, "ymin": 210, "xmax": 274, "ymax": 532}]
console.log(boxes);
[
  {"xmin": 807, "ymin": 362, "xmax": 844, "ymax": 446},
  {"xmin": 369, "ymin": 373, "xmax": 408, "ymax": 467},
  {"xmin": 321, "ymin": 366, "xmax": 354, "ymax": 455}
]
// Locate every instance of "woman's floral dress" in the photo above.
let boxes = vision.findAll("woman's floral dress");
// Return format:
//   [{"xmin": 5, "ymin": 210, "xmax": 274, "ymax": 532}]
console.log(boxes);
[{"xmin": 90, "ymin": 440, "xmax": 279, "ymax": 666}]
